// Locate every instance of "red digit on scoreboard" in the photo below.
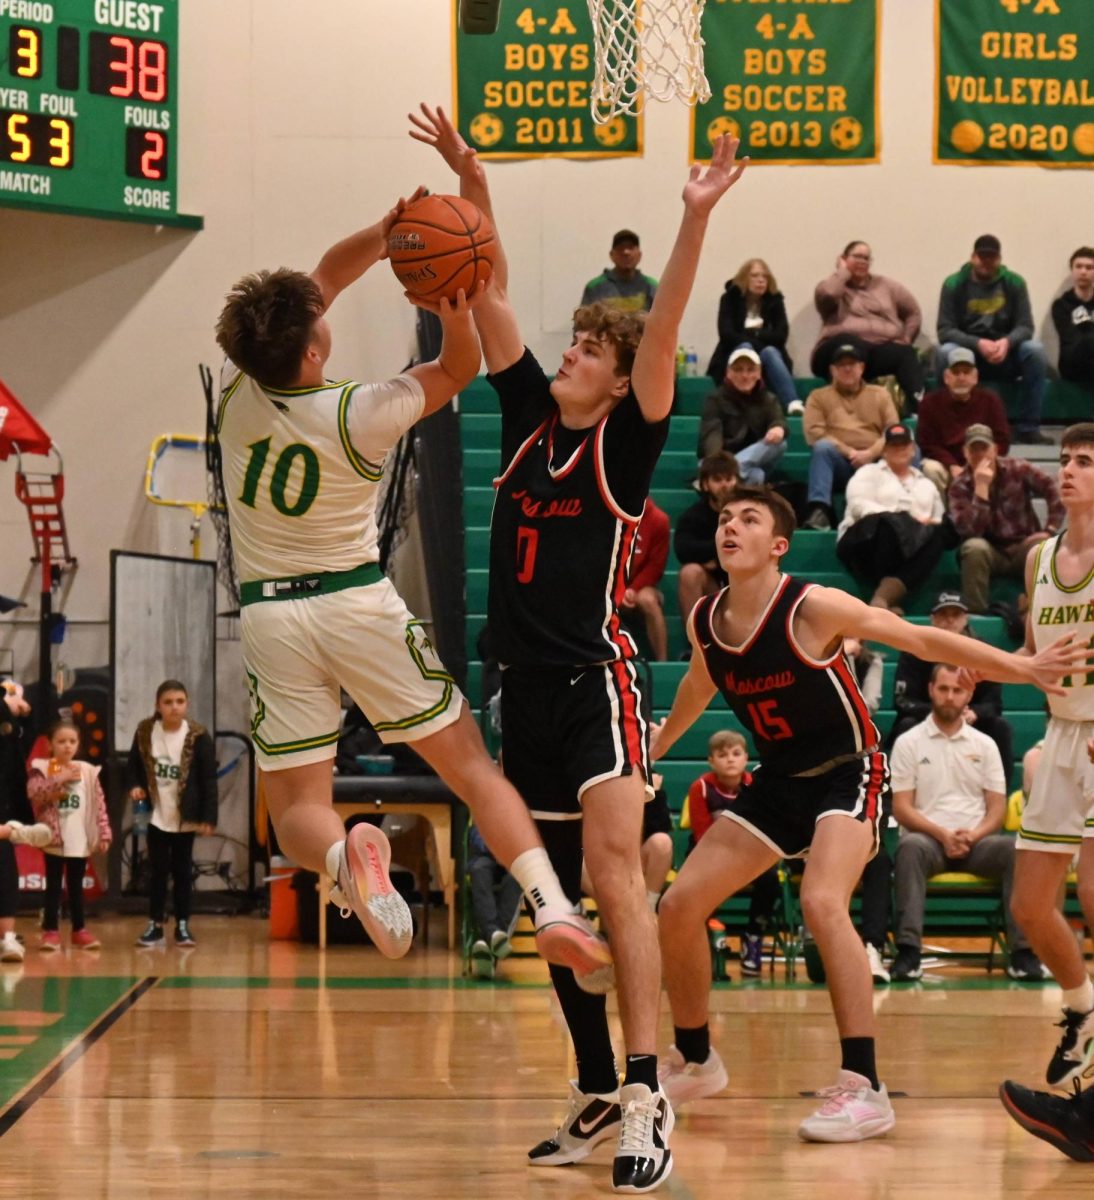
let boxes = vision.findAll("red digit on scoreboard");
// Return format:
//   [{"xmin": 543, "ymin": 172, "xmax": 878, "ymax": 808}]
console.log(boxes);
[
  {"xmin": 141, "ymin": 131, "xmax": 164, "ymax": 179},
  {"xmin": 108, "ymin": 35, "xmax": 134, "ymax": 97},
  {"xmin": 137, "ymin": 41, "xmax": 167, "ymax": 102}
]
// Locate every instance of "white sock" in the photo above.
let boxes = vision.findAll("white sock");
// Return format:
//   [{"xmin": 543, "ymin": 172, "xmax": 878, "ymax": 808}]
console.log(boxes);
[
  {"xmin": 325, "ymin": 840, "xmax": 344, "ymax": 884},
  {"xmin": 509, "ymin": 848, "xmax": 570, "ymax": 913},
  {"xmin": 1062, "ymin": 977, "xmax": 1094, "ymax": 1013},
  {"xmin": 647, "ymin": 890, "xmax": 661, "ymax": 912}
]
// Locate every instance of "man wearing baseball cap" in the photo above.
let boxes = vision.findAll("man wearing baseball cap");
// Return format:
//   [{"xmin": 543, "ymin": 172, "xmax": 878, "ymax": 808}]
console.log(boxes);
[
  {"xmin": 697, "ymin": 345, "xmax": 787, "ymax": 483},
  {"xmin": 949, "ymin": 423, "xmax": 1064, "ymax": 612},
  {"xmin": 580, "ymin": 229, "xmax": 658, "ymax": 314},
  {"xmin": 917, "ymin": 345, "xmax": 1011, "ymax": 495},
  {"xmin": 836, "ymin": 422, "xmax": 945, "ymax": 613},
  {"xmin": 801, "ymin": 343, "xmax": 899, "ymax": 529},
  {"xmin": 937, "ymin": 234, "xmax": 1049, "ymax": 444}
]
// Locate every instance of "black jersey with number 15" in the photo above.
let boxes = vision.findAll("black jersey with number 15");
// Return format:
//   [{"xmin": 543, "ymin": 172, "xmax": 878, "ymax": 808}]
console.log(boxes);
[{"xmin": 692, "ymin": 575, "xmax": 880, "ymax": 776}]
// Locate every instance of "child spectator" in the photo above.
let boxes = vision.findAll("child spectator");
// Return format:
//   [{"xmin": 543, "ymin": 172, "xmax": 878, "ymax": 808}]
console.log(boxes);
[
  {"xmin": 685, "ymin": 730, "xmax": 778, "ymax": 975},
  {"xmin": 127, "ymin": 680, "xmax": 218, "ymax": 949},
  {"xmin": 28, "ymin": 718, "xmax": 111, "ymax": 951}
]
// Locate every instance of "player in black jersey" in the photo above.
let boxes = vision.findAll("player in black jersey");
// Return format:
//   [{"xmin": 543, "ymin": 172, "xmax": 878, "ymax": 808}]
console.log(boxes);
[
  {"xmin": 652, "ymin": 485, "xmax": 1088, "ymax": 1143},
  {"xmin": 411, "ymin": 103, "xmax": 747, "ymax": 1194}
]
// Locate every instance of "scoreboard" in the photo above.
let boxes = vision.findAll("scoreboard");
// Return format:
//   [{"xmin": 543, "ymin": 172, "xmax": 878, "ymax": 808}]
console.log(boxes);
[{"xmin": 0, "ymin": 0, "xmax": 201, "ymax": 228}]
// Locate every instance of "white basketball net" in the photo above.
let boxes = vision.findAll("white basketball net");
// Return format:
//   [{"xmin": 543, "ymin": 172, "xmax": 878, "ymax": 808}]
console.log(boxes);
[{"xmin": 588, "ymin": 0, "xmax": 711, "ymax": 124}]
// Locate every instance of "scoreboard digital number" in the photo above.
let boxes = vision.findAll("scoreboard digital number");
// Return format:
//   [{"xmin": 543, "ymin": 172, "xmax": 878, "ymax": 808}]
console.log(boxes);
[{"xmin": 0, "ymin": 0, "xmax": 201, "ymax": 228}]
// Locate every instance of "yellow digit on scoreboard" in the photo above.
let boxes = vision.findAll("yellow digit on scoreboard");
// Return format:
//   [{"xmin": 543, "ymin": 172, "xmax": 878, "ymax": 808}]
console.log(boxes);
[{"xmin": 14, "ymin": 27, "xmax": 42, "ymax": 79}]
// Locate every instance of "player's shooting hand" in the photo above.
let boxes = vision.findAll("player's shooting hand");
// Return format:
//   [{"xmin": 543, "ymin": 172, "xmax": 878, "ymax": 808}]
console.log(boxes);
[
  {"xmin": 682, "ymin": 134, "xmax": 748, "ymax": 218},
  {"xmin": 403, "ymin": 280, "xmax": 489, "ymax": 317},
  {"xmin": 408, "ymin": 104, "xmax": 478, "ymax": 177},
  {"xmin": 379, "ymin": 187, "xmax": 428, "ymax": 259},
  {"xmin": 1027, "ymin": 630, "xmax": 1094, "ymax": 696}
]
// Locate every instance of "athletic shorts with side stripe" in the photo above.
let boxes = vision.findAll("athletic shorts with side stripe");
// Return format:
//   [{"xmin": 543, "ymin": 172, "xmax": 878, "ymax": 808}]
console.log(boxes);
[
  {"xmin": 241, "ymin": 577, "xmax": 462, "ymax": 771},
  {"xmin": 1017, "ymin": 717, "xmax": 1094, "ymax": 854},
  {"xmin": 500, "ymin": 661, "xmax": 651, "ymax": 820},
  {"xmin": 719, "ymin": 751, "xmax": 889, "ymax": 860}
]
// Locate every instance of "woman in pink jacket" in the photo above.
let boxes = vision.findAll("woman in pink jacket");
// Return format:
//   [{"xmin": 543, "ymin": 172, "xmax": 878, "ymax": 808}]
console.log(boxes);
[{"xmin": 812, "ymin": 240, "xmax": 926, "ymax": 413}]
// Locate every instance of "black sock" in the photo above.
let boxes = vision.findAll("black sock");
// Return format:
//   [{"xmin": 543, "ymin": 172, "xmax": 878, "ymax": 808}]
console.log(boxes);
[
  {"xmin": 674, "ymin": 1024, "xmax": 710, "ymax": 1065},
  {"xmin": 623, "ymin": 1053, "xmax": 659, "ymax": 1091},
  {"xmin": 840, "ymin": 1037, "xmax": 879, "ymax": 1090}
]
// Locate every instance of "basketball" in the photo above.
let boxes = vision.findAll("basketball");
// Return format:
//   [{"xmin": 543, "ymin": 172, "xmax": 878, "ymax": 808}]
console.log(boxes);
[{"xmin": 387, "ymin": 194, "xmax": 496, "ymax": 303}]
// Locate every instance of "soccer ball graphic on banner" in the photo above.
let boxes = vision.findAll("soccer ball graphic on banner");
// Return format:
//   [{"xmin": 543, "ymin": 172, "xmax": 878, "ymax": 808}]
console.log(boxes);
[
  {"xmin": 469, "ymin": 112, "xmax": 504, "ymax": 148},
  {"xmin": 829, "ymin": 116, "xmax": 863, "ymax": 152},
  {"xmin": 706, "ymin": 117, "xmax": 741, "ymax": 146},
  {"xmin": 594, "ymin": 117, "xmax": 628, "ymax": 147}
]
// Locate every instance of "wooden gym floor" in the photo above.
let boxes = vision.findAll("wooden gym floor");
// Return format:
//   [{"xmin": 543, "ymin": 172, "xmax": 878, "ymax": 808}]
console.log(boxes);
[{"xmin": 0, "ymin": 916, "xmax": 1090, "ymax": 1197}]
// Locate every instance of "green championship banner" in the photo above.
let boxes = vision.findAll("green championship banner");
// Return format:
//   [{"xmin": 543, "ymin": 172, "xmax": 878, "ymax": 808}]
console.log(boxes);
[
  {"xmin": 453, "ymin": 1, "xmax": 641, "ymax": 159},
  {"xmin": 690, "ymin": 0, "xmax": 879, "ymax": 165},
  {"xmin": 936, "ymin": 0, "xmax": 1094, "ymax": 168}
]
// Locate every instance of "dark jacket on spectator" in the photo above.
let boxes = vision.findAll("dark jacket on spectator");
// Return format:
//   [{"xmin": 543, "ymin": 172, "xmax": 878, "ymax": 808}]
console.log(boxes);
[
  {"xmin": 938, "ymin": 264, "xmax": 1034, "ymax": 347},
  {"xmin": 916, "ymin": 386, "xmax": 1011, "ymax": 470},
  {"xmin": 674, "ymin": 499, "xmax": 721, "ymax": 567},
  {"xmin": 892, "ymin": 638, "xmax": 1003, "ymax": 728},
  {"xmin": 126, "ymin": 717, "xmax": 218, "ymax": 828},
  {"xmin": 1052, "ymin": 289, "xmax": 1094, "ymax": 380},
  {"xmin": 0, "ymin": 710, "xmax": 32, "ymax": 825},
  {"xmin": 698, "ymin": 380, "xmax": 786, "ymax": 459},
  {"xmin": 707, "ymin": 283, "xmax": 792, "ymax": 382}
]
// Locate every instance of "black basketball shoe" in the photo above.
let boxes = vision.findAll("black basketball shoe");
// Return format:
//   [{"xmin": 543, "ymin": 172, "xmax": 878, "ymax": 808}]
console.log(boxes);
[{"xmin": 999, "ymin": 1080, "xmax": 1094, "ymax": 1162}]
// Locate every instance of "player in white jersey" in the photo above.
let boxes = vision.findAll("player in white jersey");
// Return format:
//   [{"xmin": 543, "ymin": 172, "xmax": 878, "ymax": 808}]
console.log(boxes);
[
  {"xmin": 214, "ymin": 200, "xmax": 609, "ymax": 979},
  {"xmin": 1001, "ymin": 423, "xmax": 1094, "ymax": 1159}
]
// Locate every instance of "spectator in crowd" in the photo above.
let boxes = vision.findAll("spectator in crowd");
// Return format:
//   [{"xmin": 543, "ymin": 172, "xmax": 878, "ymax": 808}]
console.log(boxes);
[
  {"xmin": 620, "ymin": 499, "xmax": 670, "ymax": 662},
  {"xmin": 916, "ymin": 347, "xmax": 1011, "ymax": 495},
  {"xmin": 580, "ymin": 228, "xmax": 658, "ymax": 314},
  {"xmin": 468, "ymin": 821, "xmax": 523, "ymax": 978},
  {"xmin": 889, "ymin": 664, "xmax": 1044, "ymax": 983},
  {"xmin": 674, "ymin": 451, "xmax": 739, "ymax": 626},
  {"xmin": 812, "ymin": 240, "xmax": 925, "ymax": 412},
  {"xmin": 684, "ymin": 730, "xmax": 778, "ymax": 977},
  {"xmin": 1052, "ymin": 246, "xmax": 1094, "ymax": 390},
  {"xmin": 937, "ymin": 234, "xmax": 1049, "ymax": 444},
  {"xmin": 890, "ymin": 591, "xmax": 1015, "ymax": 790},
  {"xmin": 697, "ymin": 346, "xmax": 787, "ymax": 484},
  {"xmin": 836, "ymin": 422, "xmax": 945, "ymax": 613},
  {"xmin": 801, "ymin": 343, "xmax": 899, "ymax": 530},
  {"xmin": 948, "ymin": 424, "xmax": 1064, "ymax": 614},
  {"xmin": 706, "ymin": 258, "xmax": 798, "ymax": 411}
]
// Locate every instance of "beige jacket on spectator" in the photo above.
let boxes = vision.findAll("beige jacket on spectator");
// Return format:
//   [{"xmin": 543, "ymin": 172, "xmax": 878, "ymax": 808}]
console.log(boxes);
[
  {"xmin": 814, "ymin": 268, "xmax": 922, "ymax": 346},
  {"xmin": 803, "ymin": 383, "xmax": 899, "ymax": 459}
]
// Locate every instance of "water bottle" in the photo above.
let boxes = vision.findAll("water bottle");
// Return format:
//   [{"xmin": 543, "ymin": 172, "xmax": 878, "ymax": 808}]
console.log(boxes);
[
  {"xmin": 676, "ymin": 345, "xmax": 686, "ymax": 377},
  {"xmin": 133, "ymin": 797, "xmax": 151, "ymax": 835},
  {"xmin": 685, "ymin": 345, "xmax": 699, "ymax": 378}
]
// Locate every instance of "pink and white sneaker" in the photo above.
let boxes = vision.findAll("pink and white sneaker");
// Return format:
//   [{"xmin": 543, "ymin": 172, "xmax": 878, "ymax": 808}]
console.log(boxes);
[
  {"xmin": 329, "ymin": 824, "xmax": 413, "ymax": 959},
  {"xmin": 71, "ymin": 929, "xmax": 101, "ymax": 950},
  {"xmin": 39, "ymin": 931, "xmax": 61, "ymax": 953},
  {"xmin": 798, "ymin": 1070, "xmax": 895, "ymax": 1142},
  {"xmin": 658, "ymin": 1044, "xmax": 728, "ymax": 1107},
  {"xmin": 533, "ymin": 907, "xmax": 614, "ymax": 994}
]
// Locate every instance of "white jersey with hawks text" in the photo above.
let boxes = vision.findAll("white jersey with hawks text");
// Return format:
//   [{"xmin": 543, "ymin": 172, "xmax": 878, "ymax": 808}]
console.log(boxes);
[
  {"xmin": 216, "ymin": 360, "xmax": 424, "ymax": 582},
  {"xmin": 1030, "ymin": 534, "xmax": 1094, "ymax": 721}
]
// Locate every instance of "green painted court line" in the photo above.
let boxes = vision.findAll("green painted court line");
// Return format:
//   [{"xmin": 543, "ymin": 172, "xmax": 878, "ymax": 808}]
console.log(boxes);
[{"xmin": 0, "ymin": 976, "xmax": 146, "ymax": 1115}]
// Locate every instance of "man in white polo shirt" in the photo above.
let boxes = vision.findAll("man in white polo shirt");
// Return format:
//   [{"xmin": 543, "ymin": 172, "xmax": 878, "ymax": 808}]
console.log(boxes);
[{"xmin": 889, "ymin": 662, "xmax": 1042, "ymax": 982}]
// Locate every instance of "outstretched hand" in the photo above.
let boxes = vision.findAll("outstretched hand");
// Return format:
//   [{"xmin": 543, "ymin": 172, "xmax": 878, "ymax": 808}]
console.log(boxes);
[
  {"xmin": 1027, "ymin": 631, "xmax": 1094, "ymax": 696},
  {"xmin": 408, "ymin": 104, "xmax": 478, "ymax": 178},
  {"xmin": 682, "ymin": 134, "xmax": 748, "ymax": 218},
  {"xmin": 402, "ymin": 281, "xmax": 489, "ymax": 318},
  {"xmin": 378, "ymin": 186, "xmax": 427, "ymax": 260},
  {"xmin": 648, "ymin": 718, "xmax": 668, "ymax": 762}
]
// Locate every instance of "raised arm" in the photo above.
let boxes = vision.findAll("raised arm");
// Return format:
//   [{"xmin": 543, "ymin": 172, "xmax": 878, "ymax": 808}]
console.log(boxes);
[
  {"xmin": 309, "ymin": 191, "xmax": 423, "ymax": 310},
  {"xmin": 630, "ymin": 135, "xmax": 748, "ymax": 423},
  {"xmin": 798, "ymin": 584, "xmax": 1091, "ymax": 694},
  {"xmin": 404, "ymin": 289, "xmax": 485, "ymax": 415},
  {"xmin": 408, "ymin": 103, "xmax": 523, "ymax": 373}
]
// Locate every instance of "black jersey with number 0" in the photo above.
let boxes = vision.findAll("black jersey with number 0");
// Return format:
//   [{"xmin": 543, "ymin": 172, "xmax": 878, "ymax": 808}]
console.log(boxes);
[
  {"xmin": 487, "ymin": 349, "xmax": 668, "ymax": 667},
  {"xmin": 692, "ymin": 575, "xmax": 879, "ymax": 776}
]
